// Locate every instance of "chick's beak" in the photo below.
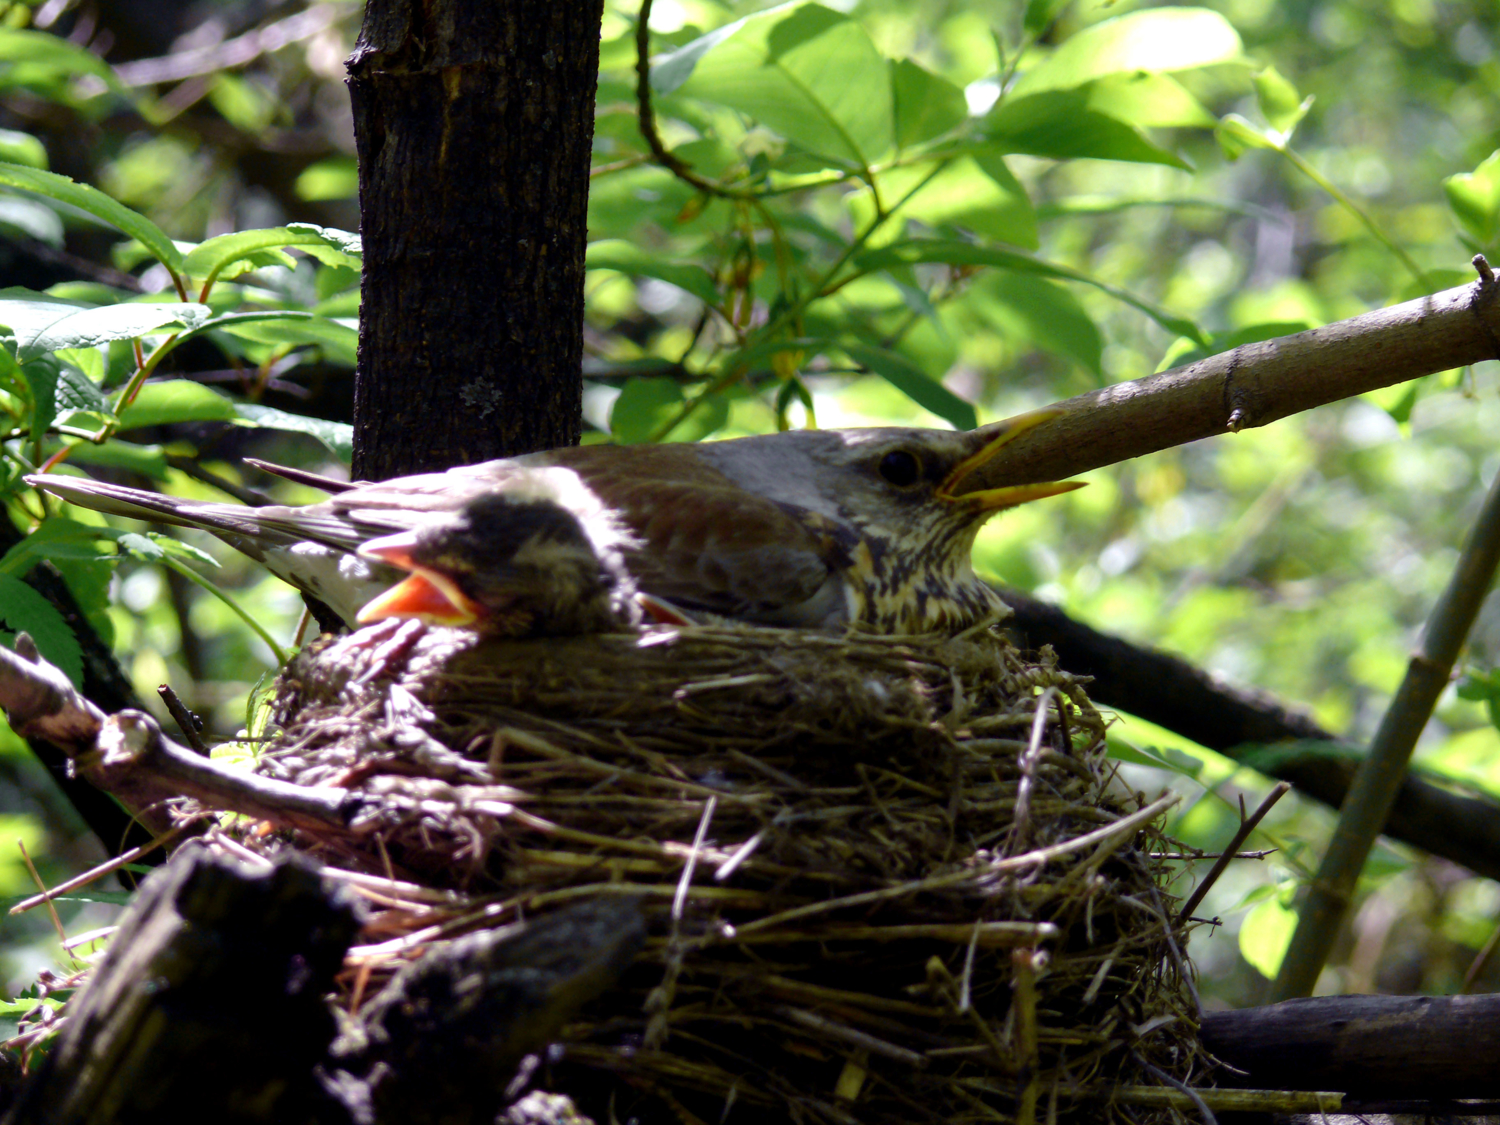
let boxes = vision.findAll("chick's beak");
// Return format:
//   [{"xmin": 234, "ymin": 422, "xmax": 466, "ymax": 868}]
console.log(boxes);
[
  {"xmin": 937, "ymin": 408, "xmax": 1086, "ymax": 512},
  {"xmin": 356, "ymin": 531, "xmax": 485, "ymax": 627}
]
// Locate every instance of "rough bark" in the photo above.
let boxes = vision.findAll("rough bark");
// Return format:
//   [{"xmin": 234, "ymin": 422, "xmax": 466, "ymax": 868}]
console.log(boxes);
[
  {"xmin": 1, "ymin": 845, "xmax": 359, "ymax": 1125},
  {"xmin": 346, "ymin": 0, "xmax": 605, "ymax": 479},
  {"xmin": 1202, "ymin": 994, "xmax": 1500, "ymax": 1099}
]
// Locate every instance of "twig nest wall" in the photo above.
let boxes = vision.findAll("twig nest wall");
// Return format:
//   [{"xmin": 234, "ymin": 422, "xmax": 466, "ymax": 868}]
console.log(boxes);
[{"xmin": 258, "ymin": 621, "xmax": 1199, "ymax": 1124}]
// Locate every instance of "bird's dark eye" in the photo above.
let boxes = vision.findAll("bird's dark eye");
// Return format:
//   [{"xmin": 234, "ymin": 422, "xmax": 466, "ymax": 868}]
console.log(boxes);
[{"xmin": 878, "ymin": 450, "xmax": 922, "ymax": 487}]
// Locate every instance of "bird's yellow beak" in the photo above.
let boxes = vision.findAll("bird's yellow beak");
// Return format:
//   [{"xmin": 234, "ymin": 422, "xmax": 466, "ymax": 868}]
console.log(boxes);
[
  {"xmin": 937, "ymin": 408, "xmax": 1085, "ymax": 512},
  {"xmin": 356, "ymin": 532, "xmax": 485, "ymax": 627}
]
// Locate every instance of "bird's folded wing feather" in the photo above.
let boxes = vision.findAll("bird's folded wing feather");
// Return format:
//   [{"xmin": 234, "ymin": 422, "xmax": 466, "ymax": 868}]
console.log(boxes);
[{"xmin": 584, "ymin": 477, "xmax": 849, "ymax": 624}]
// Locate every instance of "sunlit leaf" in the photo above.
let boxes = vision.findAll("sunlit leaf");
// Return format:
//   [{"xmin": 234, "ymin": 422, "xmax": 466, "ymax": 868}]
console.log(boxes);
[
  {"xmin": 978, "ymin": 273, "xmax": 1103, "ymax": 377},
  {"xmin": 1013, "ymin": 8, "xmax": 1244, "ymax": 96},
  {"xmin": 1238, "ymin": 895, "xmax": 1297, "ymax": 979},
  {"xmin": 9, "ymin": 299, "xmax": 208, "ymax": 361},
  {"xmin": 842, "ymin": 342, "xmax": 976, "ymax": 430},
  {"xmin": 890, "ymin": 59, "xmax": 968, "ymax": 151},
  {"xmin": 0, "ymin": 163, "xmax": 181, "ymax": 271},
  {"xmin": 1444, "ymin": 150, "xmax": 1500, "ymax": 247},
  {"xmin": 116, "ymin": 379, "xmax": 237, "ymax": 430},
  {"xmin": 870, "ymin": 149, "xmax": 1038, "ymax": 248},
  {"xmin": 989, "ymin": 89, "xmax": 1191, "ymax": 169},
  {"xmin": 182, "ymin": 227, "xmax": 358, "ymax": 293},
  {"xmin": 672, "ymin": 3, "xmax": 894, "ymax": 169},
  {"xmin": 235, "ymin": 404, "xmax": 354, "ymax": 461},
  {"xmin": 1254, "ymin": 66, "xmax": 1310, "ymax": 136},
  {"xmin": 0, "ymin": 129, "xmax": 46, "ymax": 169}
]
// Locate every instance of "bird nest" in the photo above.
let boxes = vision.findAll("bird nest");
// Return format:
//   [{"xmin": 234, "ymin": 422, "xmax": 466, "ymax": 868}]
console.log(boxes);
[{"xmin": 248, "ymin": 621, "xmax": 1200, "ymax": 1124}]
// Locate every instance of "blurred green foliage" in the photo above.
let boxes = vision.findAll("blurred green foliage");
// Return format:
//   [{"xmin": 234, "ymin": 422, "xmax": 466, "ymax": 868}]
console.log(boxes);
[{"xmin": 0, "ymin": 0, "xmax": 1498, "ymax": 1007}]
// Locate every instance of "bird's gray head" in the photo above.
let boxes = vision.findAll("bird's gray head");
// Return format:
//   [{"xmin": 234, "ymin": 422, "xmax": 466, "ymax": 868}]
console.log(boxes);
[{"xmin": 699, "ymin": 409, "xmax": 1082, "ymax": 550}]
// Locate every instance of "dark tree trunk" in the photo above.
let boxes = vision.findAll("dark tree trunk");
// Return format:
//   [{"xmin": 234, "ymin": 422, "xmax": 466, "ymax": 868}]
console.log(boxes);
[{"xmin": 346, "ymin": 0, "xmax": 605, "ymax": 479}]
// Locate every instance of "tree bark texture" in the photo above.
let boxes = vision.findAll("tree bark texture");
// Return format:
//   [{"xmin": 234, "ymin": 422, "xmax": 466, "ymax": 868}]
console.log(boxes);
[
  {"xmin": 1201, "ymin": 993, "xmax": 1500, "ymax": 1099},
  {"xmin": 347, "ymin": 0, "xmax": 605, "ymax": 479}
]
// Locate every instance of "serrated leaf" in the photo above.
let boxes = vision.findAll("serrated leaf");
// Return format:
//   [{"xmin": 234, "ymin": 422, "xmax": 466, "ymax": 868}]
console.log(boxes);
[
  {"xmin": 0, "ymin": 517, "xmax": 119, "ymax": 577},
  {"xmin": 841, "ymin": 342, "xmax": 976, "ymax": 430},
  {"xmin": 116, "ymin": 379, "xmax": 237, "ymax": 430},
  {"xmin": 0, "ymin": 163, "xmax": 181, "ymax": 271},
  {"xmin": 587, "ymin": 240, "xmax": 722, "ymax": 306},
  {"xmin": 1014, "ymin": 7, "xmax": 1244, "ymax": 96},
  {"xmin": 0, "ymin": 575, "xmax": 83, "ymax": 687},
  {"xmin": 234, "ymin": 403, "xmax": 353, "ymax": 460},
  {"xmin": 51, "ymin": 554, "xmax": 114, "ymax": 647}
]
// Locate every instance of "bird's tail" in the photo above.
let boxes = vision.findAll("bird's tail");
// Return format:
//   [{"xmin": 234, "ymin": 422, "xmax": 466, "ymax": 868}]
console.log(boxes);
[{"xmin": 26, "ymin": 475, "xmax": 293, "ymax": 547}]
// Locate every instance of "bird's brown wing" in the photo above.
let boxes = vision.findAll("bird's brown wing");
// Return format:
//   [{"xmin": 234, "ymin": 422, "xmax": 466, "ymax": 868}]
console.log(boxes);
[{"xmin": 583, "ymin": 475, "xmax": 852, "ymax": 626}]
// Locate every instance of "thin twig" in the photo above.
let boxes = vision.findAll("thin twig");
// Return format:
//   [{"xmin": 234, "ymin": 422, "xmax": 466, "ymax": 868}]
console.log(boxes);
[
  {"xmin": 1176, "ymin": 782, "xmax": 1290, "ymax": 923},
  {"xmin": 9, "ymin": 820, "xmax": 197, "ymax": 914},
  {"xmin": 157, "ymin": 684, "xmax": 207, "ymax": 755}
]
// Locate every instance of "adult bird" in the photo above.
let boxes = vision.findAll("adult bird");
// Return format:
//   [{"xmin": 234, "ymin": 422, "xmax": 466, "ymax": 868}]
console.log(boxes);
[{"xmin": 28, "ymin": 410, "xmax": 1082, "ymax": 636}]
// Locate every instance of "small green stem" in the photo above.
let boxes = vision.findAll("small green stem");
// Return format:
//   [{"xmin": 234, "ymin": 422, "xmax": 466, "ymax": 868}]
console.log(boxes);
[
  {"xmin": 158, "ymin": 553, "xmax": 290, "ymax": 666},
  {"xmin": 1278, "ymin": 146, "xmax": 1427, "ymax": 286}
]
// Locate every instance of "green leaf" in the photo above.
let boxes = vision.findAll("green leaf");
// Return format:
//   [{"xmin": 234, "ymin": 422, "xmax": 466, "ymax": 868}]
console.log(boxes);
[
  {"xmin": 0, "ymin": 195, "xmax": 64, "ymax": 246},
  {"xmin": 854, "ymin": 239, "xmax": 1203, "ymax": 342},
  {"xmin": 673, "ymin": 3, "xmax": 894, "ymax": 170},
  {"xmin": 116, "ymin": 380, "xmax": 237, "ymax": 430},
  {"xmin": 609, "ymin": 377, "xmax": 729, "ymax": 444},
  {"xmin": 0, "ymin": 575, "xmax": 84, "ymax": 687},
  {"xmin": 1023, "ymin": 0, "xmax": 1070, "ymax": 38},
  {"xmin": 1238, "ymin": 895, "xmax": 1298, "ymax": 979},
  {"xmin": 890, "ymin": 60, "xmax": 968, "ymax": 151},
  {"xmin": 294, "ymin": 157, "xmax": 359, "ymax": 202},
  {"xmin": 0, "ymin": 517, "xmax": 119, "ymax": 577},
  {"xmin": 979, "ymin": 273, "xmax": 1103, "ymax": 377},
  {"xmin": 1013, "ymin": 7, "xmax": 1244, "ymax": 96},
  {"xmin": 1254, "ymin": 66, "xmax": 1310, "ymax": 136},
  {"xmin": 284, "ymin": 223, "xmax": 363, "ymax": 269},
  {"xmin": 0, "ymin": 163, "xmax": 181, "ymax": 272},
  {"xmin": 8, "ymin": 299, "xmax": 209, "ymax": 362},
  {"xmin": 841, "ymin": 343, "xmax": 976, "ymax": 430},
  {"xmin": 0, "ymin": 28, "xmax": 133, "ymax": 103},
  {"xmin": 0, "ymin": 129, "xmax": 46, "ymax": 169},
  {"xmin": 208, "ymin": 311, "xmax": 358, "ymax": 367},
  {"xmin": 865, "ymin": 149, "xmax": 1038, "ymax": 248},
  {"xmin": 206, "ymin": 73, "xmax": 278, "ymax": 134},
  {"xmin": 587, "ymin": 240, "xmax": 722, "ymax": 306},
  {"xmin": 234, "ymin": 404, "xmax": 354, "ymax": 461},
  {"xmin": 51, "ymin": 554, "xmax": 115, "ymax": 647},
  {"xmin": 182, "ymin": 227, "xmax": 359, "ymax": 294},
  {"xmin": 58, "ymin": 440, "xmax": 170, "ymax": 480},
  {"xmin": 1216, "ymin": 113, "xmax": 1282, "ymax": 160},
  {"xmin": 1444, "ymin": 150, "xmax": 1500, "ymax": 247},
  {"xmin": 23, "ymin": 359, "xmax": 110, "ymax": 442},
  {"xmin": 988, "ymin": 89, "xmax": 1191, "ymax": 169}
]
